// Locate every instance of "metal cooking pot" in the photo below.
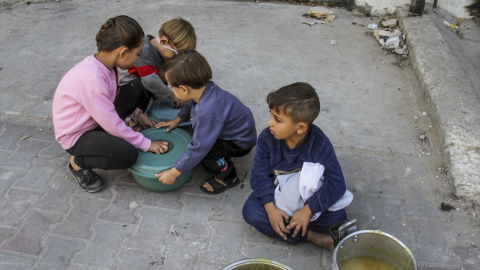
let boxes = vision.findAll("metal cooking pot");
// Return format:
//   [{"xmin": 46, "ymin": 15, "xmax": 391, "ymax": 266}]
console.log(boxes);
[
  {"xmin": 221, "ymin": 258, "xmax": 293, "ymax": 270},
  {"xmin": 331, "ymin": 230, "xmax": 417, "ymax": 270}
]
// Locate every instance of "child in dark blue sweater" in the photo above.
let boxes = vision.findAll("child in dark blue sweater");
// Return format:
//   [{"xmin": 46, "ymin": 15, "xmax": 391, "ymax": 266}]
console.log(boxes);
[
  {"xmin": 242, "ymin": 82, "xmax": 348, "ymax": 252},
  {"xmin": 155, "ymin": 51, "xmax": 257, "ymax": 193}
]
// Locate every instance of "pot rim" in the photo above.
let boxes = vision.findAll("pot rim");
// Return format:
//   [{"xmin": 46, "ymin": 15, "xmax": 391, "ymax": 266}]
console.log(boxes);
[
  {"xmin": 146, "ymin": 98, "xmax": 192, "ymax": 127},
  {"xmin": 129, "ymin": 127, "xmax": 191, "ymax": 175},
  {"xmin": 332, "ymin": 230, "xmax": 417, "ymax": 270},
  {"xmin": 221, "ymin": 258, "xmax": 293, "ymax": 270}
]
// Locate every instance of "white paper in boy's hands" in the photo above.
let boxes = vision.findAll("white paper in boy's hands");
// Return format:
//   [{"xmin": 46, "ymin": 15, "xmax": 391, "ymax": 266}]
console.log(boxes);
[
  {"xmin": 274, "ymin": 173, "xmax": 303, "ymax": 217},
  {"xmin": 274, "ymin": 162, "xmax": 354, "ymax": 222},
  {"xmin": 299, "ymin": 162, "xmax": 325, "ymax": 201},
  {"xmin": 300, "ymin": 162, "xmax": 354, "ymax": 216},
  {"xmin": 298, "ymin": 162, "xmax": 326, "ymax": 221}
]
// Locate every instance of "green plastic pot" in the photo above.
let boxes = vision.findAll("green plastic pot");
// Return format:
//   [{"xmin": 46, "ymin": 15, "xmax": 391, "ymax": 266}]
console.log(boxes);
[
  {"xmin": 146, "ymin": 98, "xmax": 192, "ymax": 127},
  {"xmin": 129, "ymin": 127, "xmax": 193, "ymax": 192}
]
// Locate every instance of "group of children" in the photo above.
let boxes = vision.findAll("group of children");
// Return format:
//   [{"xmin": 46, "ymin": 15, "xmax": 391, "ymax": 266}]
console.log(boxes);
[{"xmin": 52, "ymin": 15, "xmax": 350, "ymax": 252}]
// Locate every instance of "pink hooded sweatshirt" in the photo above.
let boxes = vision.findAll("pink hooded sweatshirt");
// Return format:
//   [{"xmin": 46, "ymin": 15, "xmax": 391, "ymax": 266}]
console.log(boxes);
[{"xmin": 52, "ymin": 55, "xmax": 151, "ymax": 152}]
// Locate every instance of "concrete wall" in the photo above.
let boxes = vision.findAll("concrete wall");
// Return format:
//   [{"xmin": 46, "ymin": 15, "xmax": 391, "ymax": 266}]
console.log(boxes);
[
  {"xmin": 435, "ymin": 0, "xmax": 475, "ymax": 18},
  {"xmin": 354, "ymin": 0, "xmax": 474, "ymax": 18},
  {"xmin": 1, "ymin": 0, "xmax": 475, "ymax": 21},
  {"xmin": 355, "ymin": 0, "xmax": 409, "ymax": 15}
]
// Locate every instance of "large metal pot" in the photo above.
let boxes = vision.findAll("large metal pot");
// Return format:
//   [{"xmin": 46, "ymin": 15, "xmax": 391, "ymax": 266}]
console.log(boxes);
[
  {"xmin": 221, "ymin": 259, "xmax": 293, "ymax": 270},
  {"xmin": 332, "ymin": 230, "xmax": 417, "ymax": 270}
]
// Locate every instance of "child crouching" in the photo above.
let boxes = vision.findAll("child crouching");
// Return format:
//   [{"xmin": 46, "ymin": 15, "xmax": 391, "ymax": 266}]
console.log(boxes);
[{"xmin": 155, "ymin": 51, "xmax": 257, "ymax": 194}]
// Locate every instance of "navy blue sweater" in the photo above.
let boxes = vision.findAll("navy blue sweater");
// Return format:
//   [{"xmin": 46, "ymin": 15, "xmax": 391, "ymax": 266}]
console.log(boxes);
[
  {"xmin": 175, "ymin": 81, "xmax": 257, "ymax": 173},
  {"xmin": 250, "ymin": 125, "xmax": 346, "ymax": 215}
]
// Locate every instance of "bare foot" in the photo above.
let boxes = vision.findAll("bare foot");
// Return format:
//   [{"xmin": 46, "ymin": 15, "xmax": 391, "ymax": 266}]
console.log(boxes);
[{"xmin": 306, "ymin": 230, "xmax": 334, "ymax": 252}]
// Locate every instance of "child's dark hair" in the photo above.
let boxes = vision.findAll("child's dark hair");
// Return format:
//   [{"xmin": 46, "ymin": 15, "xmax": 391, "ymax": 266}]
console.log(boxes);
[
  {"xmin": 267, "ymin": 82, "xmax": 320, "ymax": 125},
  {"xmin": 160, "ymin": 18, "xmax": 196, "ymax": 52},
  {"xmin": 95, "ymin": 15, "xmax": 144, "ymax": 52},
  {"xmin": 163, "ymin": 51, "xmax": 212, "ymax": 89}
]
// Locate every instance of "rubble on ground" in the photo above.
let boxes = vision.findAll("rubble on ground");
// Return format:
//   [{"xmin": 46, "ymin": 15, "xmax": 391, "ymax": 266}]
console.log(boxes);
[
  {"xmin": 303, "ymin": 7, "xmax": 335, "ymax": 22},
  {"xmin": 373, "ymin": 17, "xmax": 408, "ymax": 56}
]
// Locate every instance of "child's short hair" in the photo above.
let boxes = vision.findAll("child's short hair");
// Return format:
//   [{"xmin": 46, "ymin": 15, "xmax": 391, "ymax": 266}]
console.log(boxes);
[
  {"xmin": 163, "ymin": 51, "xmax": 212, "ymax": 89},
  {"xmin": 267, "ymin": 82, "xmax": 320, "ymax": 125},
  {"xmin": 96, "ymin": 15, "xmax": 144, "ymax": 52},
  {"xmin": 160, "ymin": 18, "xmax": 196, "ymax": 52}
]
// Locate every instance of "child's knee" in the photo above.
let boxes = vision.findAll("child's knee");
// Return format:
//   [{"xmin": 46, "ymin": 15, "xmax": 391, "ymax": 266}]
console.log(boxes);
[
  {"xmin": 334, "ymin": 209, "xmax": 347, "ymax": 221},
  {"xmin": 242, "ymin": 194, "xmax": 262, "ymax": 224},
  {"xmin": 242, "ymin": 201, "xmax": 253, "ymax": 223},
  {"xmin": 124, "ymin": 82, "xmax": 146, "ymax": 101},
  {"xmin": 123, "ymin": 151, "xmax": 138, "ymax": 168},
  {"xmin": 242, "ymin": 197, "xmax": 254, "ymax": 221},
  {"xmin": 117, "ymin": 143, "xmax": 138, "ymax": 168}
]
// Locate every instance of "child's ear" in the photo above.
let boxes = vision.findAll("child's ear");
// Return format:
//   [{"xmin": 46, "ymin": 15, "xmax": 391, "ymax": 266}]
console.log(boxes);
[
  {"xmin": 297, "ymin": 122, "xmax": 309, "ymax": 135},
  {"xmin": 119, "ymin": 47, "xmax": 129, "ymax": 58},
  {"xmin": 179, "ymin": 85, "xmax": 190, "ymax": 95},
  {"xmin": 158, "ymin": 35, "xmax": 169, "ymax": 45}
]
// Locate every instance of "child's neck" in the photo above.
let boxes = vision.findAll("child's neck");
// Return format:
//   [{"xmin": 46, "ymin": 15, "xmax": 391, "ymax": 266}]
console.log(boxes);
[
  {"xmin": 285, "ymin": 132, "xmax": 307, "ymax": 150},
  {"xmin": 190, "ymin": 85, "xmax": 207, "ymax": 103},
  {"xmin": 94, "ymin": 52, "xmax": 116, "ymax": 70}
]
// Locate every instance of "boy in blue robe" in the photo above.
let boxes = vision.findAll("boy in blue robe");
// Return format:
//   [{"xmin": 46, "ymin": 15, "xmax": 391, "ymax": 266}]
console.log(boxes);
[{"xmin": 242, "ymin": 82, "xmax": 348, "ymax": 252}]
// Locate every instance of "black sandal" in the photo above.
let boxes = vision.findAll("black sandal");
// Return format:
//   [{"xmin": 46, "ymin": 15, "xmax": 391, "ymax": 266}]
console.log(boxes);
[{"xmin": 200, "ymin": 177, "xmax": 239, "ymax": 194}]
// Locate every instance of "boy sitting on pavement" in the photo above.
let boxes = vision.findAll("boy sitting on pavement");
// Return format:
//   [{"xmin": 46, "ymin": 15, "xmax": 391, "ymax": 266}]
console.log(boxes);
[
  {"xmin": 154, "ymin": 51, "xmax": 257, "ymax": 194},
  {"xmin": 242, "ymin": 82, "xmax": 352, "ymax": 252}
]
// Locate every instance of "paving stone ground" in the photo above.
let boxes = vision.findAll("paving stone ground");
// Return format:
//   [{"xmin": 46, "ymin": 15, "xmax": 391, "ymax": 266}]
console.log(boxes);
[{"xmin": 0, "ymin": 113, "xmax": 478, "ymax": 270}]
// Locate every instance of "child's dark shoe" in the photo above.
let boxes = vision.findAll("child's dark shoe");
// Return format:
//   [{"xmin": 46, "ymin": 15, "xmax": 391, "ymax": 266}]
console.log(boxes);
[
  {"xmin": 128, "ymin": 119, "xmax": 145, "ymax": 132},
  {"xmin": 200, "ymin": 176, "xmax": 239, "ymax": 194},
  {"xmin": 67, "ymin": 162, "xmax": 105, "ymax": 193},
  {"xmin": 200, "ymin": 167, "xmax": 239, "ymax": 194}
]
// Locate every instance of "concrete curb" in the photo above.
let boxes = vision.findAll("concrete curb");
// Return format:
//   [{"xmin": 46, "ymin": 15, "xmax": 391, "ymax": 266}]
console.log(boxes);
[{"xmin": 398, "ymin": 8, "xmax": 480, "ymax": 205}]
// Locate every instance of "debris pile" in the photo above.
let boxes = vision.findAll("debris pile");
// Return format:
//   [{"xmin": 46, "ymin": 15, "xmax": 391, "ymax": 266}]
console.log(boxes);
[
  {"xmin": 302, "ymin": 7, "xmax": 335, "ymax": 24},
  {"xmin": 371, "ymin": 18, "xmax": 408, "ymax": 56},
  {"xmin": 308, "ymin": 7, "xmax": 335, "ymax": 22}
]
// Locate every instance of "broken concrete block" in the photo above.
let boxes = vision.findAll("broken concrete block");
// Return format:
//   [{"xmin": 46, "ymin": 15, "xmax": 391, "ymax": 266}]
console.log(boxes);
[
  {"xmin": 381, "ymin": 19, "xmax": 398, "ymax": 28},
  {"xmin": 308, "ymin": 7, "xmax": 333, "ymax": 19}
]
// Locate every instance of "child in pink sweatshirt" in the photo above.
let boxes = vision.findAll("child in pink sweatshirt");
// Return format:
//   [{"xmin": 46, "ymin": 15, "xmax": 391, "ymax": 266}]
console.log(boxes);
[{"xmin": 52, "ymin": 15, "xmax": 168, "ymax": 193}]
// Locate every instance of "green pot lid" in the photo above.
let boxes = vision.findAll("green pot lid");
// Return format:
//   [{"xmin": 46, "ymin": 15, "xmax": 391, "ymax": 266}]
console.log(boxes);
[
  {"xmin": 129, "ymin": 127, "xmax": 192, "ymax": 176},
  {"xmin": 146, "ymin": 98, "xmax": 191, "ymax": 127}
]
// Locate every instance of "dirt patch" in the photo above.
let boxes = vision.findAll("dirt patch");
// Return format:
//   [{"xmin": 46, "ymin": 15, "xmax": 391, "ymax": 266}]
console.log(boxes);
[
  {"xmin": 391, "ymin": 55, "xmax": 410, "ymax": 69},
  {"xmin": 467, "ymin": 0, "xmax": 480, "ymax": 18}
]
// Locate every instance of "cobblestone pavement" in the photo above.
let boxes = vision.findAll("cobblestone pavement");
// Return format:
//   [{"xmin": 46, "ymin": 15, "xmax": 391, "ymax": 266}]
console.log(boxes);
[
  {"xmin": 1, "ymin": 114, "xmax": 478, "ymax": 269},
  {"xmin": 0, "ymin": 1, "xmax": 479, "ymax": 270}
]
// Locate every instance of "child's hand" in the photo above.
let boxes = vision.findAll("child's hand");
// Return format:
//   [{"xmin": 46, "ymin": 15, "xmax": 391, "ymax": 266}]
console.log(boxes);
[
  {"xmin": 136, "ymin": 112, "xmax": 156, "ymax": 129},
  {"xmin": 287, "ymin": 204, "xmax": 313, "ymax": 238},
  {"xmin": 156, "ymin": 167, "xmax": 181, "ymax": 185},
  {"xmin": 148, "ymin": 140, "xmax": 169, "ymax": 154},
  {"xmin": 155, "ymin": 117, "xmax": 182, "ymax": 132},
  {"xmin": 169, "ymin": 95, "xmax": 185, "ymax": 108},
  {"xmin": 264, "ymin": 202, "xmax": 290, "ymax": 240}
]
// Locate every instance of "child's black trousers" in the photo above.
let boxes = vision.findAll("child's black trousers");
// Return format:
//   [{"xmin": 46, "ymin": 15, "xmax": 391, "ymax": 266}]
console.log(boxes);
[
  {"xmin": 66, "ymin": 82, "xmax": 145, "ymax": 170},
  {"xmin": 201, "ymin": 139, "xmax": 252, "ymax": 182}
]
